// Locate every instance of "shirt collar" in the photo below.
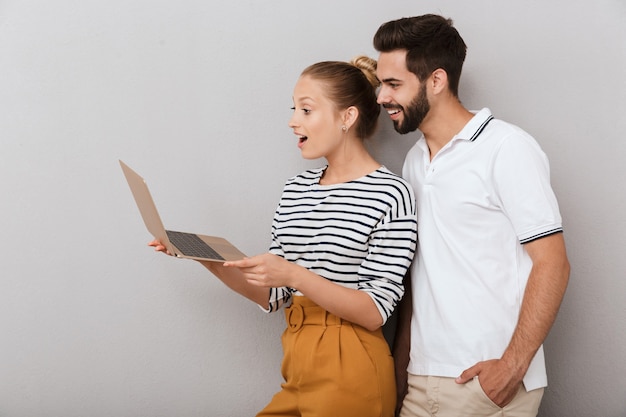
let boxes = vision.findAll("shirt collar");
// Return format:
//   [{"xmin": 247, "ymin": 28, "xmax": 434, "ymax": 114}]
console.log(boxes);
[
  {"xmin": 454, "ymin": 108, "xmax": 494, "ymax": 142},
  {"xmin": 416, "ymin": 108, "xmax": 495, "ymax": 156}
]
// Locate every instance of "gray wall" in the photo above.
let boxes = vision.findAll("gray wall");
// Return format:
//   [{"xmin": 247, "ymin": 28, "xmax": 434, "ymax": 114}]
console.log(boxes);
[{"xmin": 1, "ymin": 1, "xmax": 624, "ymax": 416}]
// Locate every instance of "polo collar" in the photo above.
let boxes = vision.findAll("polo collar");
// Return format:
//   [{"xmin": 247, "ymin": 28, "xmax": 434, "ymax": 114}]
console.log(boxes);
[{"xmin": 455, "ymin": 108, "xmax": 494, "ymax": 142}]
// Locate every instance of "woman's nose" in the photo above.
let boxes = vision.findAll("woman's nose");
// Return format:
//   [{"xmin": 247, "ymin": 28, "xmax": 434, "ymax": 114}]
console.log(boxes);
[{"xmin": 288, "ymin": 113, "xmax": 297, "ymax": 128}]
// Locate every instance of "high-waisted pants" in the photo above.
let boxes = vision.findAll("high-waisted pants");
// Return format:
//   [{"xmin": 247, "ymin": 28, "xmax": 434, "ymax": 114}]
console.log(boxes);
[{"xmin": 256, "ymin": 296, "xmax": 395, "ymax": 417}]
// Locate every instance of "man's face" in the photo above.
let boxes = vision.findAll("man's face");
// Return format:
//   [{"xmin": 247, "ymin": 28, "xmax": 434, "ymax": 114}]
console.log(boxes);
[{"xmin": 377, "ymin": 50, "xmax": 429, "ymax": 134}]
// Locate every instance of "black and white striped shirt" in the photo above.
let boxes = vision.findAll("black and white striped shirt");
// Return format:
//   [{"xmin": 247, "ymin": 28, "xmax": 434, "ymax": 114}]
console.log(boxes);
[{"xmin": 267, "ymin": 166, "xmax": 417, "ymax": 324}]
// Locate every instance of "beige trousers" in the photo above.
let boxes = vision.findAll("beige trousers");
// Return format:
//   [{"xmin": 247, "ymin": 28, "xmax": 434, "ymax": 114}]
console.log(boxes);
[{"xmin": 400, "ymin": 374, "xmax": 544, "ymax": 417}]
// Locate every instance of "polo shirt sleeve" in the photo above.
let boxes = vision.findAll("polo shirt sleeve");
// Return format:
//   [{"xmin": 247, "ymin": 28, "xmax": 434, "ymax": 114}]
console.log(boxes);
[{"xmin": 492, "ymin": 128, "xmax": 563, "ymax": 244}]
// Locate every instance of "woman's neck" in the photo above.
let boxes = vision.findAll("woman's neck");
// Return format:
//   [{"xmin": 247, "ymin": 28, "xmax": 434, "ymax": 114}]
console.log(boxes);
[{"xmin": 321, "ymin": 143, "xmax": 381, "ymax": 185}]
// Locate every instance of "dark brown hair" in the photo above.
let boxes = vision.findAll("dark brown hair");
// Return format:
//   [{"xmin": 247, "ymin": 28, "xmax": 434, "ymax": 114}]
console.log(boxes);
[{"xmin": 373, "ymin": 15, "xmax": 467, "ymax": 97}]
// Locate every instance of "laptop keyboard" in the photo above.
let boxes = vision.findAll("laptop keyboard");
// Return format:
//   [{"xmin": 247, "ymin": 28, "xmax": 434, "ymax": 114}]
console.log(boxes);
[{"xmin": 166, "ymin": 230, "xmax": 225, "ymax": 260}]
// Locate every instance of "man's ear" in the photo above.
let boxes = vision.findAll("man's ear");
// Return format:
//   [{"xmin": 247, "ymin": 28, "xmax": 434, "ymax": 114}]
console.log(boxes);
[
  {"xmin": 431, "ymin": 68, "xmax": 448, "ymax": 94},
  {"xmin": 342, "ymin": 106, "xmax": 359, "ymax": 130}
]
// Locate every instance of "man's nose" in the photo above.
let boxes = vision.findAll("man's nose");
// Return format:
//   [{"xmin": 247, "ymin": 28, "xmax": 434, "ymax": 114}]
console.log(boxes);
[{"xmin": 376, "ymin": 86, "xmax": 389, "ymax": 105}]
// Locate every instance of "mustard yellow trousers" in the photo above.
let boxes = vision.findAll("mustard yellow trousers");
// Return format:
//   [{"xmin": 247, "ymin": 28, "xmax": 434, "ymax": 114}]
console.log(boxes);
[{"xmin": 256, "ymin": 296, "xmax": 395, "ymax": 417}]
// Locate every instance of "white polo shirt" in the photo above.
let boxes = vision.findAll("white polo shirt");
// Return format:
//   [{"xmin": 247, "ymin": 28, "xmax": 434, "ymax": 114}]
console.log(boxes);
[{"xmin": 403, "ymin": 108, "xmax": 563, "ymax": 391}]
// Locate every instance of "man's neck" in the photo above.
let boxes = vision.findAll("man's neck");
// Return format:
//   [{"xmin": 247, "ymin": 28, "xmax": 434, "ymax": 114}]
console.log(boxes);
[{"xmin": 421, "ymin": 103, "xmax": 474, "ymax": 160}]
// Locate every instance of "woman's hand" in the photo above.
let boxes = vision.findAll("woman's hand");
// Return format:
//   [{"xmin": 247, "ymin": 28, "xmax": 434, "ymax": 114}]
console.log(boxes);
[
  {"xmin": 148, "ymin": 239, "xmax": 172, "ymax": 256},
  {"xmin": 224, "ymin": 253, "xmax": 296, "ymax": 288},
  {"xmin": 226, "ymin": 253, "xmax": 383, "ymax": 330}
]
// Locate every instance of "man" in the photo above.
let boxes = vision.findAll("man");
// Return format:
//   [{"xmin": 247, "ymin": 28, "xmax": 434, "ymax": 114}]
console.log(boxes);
[{"xmin": 373, "ymin": 15, "xmax": 570, "ymax": 417}]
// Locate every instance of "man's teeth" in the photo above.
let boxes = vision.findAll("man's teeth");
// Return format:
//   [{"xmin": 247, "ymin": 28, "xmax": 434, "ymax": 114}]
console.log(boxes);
[{"xmin": 388, "ymin": 109, "xmax": 401, "ymax": 115}]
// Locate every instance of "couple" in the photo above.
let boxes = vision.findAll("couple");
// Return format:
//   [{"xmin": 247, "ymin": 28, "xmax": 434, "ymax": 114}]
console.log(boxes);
[{"xmin": 150, "ymin": 14, "xmax": 570, "ymax": 417}]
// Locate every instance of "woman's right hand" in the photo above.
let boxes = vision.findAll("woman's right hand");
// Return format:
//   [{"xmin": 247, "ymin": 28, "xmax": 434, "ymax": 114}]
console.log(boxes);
[{"xmin": 148, "ymin": 239, "xmax": 172, "ymax": 256}]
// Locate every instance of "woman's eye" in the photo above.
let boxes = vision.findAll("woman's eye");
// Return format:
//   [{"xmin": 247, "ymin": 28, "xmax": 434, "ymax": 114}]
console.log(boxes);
[{"xmin": 290, "ymin": 106, "xmax": 311, "ymax": 114}]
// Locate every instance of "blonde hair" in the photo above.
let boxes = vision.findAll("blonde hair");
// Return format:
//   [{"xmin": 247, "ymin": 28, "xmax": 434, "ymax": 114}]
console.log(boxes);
[
  {"xmin": 350, "ymin": 55, "xmax": 380, "ymax": 90},
  {"xmin": 301, "ymin": 56, "xmax": 380, "ymax": 139}
]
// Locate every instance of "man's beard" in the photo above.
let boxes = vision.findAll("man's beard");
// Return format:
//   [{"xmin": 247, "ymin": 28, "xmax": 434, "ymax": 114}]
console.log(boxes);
[{"xmin": 392, "ymin": 83, "xmax": 430, "ymax": 135}]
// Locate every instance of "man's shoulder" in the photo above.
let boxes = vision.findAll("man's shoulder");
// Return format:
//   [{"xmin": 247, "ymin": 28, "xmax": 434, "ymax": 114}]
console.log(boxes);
[{"xmin": 482, "ymin": 118, "xmax": 545, "ymax": 157}]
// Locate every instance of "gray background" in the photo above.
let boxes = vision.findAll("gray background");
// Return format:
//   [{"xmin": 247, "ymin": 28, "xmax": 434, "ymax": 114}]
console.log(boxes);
[{"xmin": 1, "ymin": 0, "xmax": 624, "ymax": 416}]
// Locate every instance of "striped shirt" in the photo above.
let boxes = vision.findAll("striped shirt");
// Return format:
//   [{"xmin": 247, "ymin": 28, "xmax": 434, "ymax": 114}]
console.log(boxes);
[{"xmin": 267, "ymin": 166, "xmax": 417, "ymax": 324}]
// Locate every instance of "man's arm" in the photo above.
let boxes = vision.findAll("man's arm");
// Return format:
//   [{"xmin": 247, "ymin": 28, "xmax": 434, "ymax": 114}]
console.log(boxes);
[
  {"xmin": 456, "ymin": 232, "xmax": 570, "ymax": 406},
  {"xmin": 392, "ymin": 270, "xmax": 413, "ymax": 416}
]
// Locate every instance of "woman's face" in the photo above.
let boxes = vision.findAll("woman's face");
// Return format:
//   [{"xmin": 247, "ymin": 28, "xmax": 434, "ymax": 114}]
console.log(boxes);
[{"xmin": 288, "ymin": 75, "xmax": 344, "ymax": 160}]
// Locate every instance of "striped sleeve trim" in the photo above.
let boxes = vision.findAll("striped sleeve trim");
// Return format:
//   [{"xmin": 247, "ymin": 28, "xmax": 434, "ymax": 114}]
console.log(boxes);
[{"xmin": 520, "ymin": 228, "xmax": 563, "ymax": 244}]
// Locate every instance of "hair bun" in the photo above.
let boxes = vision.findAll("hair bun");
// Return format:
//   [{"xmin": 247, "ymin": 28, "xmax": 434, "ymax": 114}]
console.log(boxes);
[{"xmin": 350, "ymin": 55, "xmax": 379, "ymax": 89}]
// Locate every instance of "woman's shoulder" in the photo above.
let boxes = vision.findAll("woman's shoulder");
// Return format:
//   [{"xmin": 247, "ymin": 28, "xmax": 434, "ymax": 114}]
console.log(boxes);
[
  {"xmin": 359, "ymin": 167, "xmax": 415, "ymax": 204},
  {"xmin": 368, "ymin": 167, "xmax": 413, "ymax": 190},
  {"xmin": 356, "ymin": 168, "xmax": 416, "ymax": 216}
]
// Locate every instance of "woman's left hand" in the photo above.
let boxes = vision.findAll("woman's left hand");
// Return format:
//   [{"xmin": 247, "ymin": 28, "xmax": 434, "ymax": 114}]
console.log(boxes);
[{"xmin": 224, "ymin": 253, "xmax": 296, "ymax": 288}]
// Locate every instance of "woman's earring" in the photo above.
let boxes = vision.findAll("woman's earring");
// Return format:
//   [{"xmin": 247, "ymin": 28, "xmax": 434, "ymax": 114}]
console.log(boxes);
[{"xmin": 341, "ymin": 125, "xmax": 347, "ymax": 132}]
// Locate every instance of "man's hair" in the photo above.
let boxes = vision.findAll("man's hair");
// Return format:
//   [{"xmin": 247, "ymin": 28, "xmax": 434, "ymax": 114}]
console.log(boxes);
[{"xmin": 373, "ymin": 14, "xmax": 467, "ymax": 97}]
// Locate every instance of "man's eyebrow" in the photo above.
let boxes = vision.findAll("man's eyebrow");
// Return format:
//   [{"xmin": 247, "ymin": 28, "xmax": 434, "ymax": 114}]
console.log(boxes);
[{"xmin": 381, "ymin": 77, "xmax": 402, "ymax": 84}]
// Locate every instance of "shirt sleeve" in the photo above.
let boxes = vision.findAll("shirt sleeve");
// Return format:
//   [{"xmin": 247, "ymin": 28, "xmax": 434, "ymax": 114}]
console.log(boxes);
[
  {"xmin": 358, "ymin": 192, "xmax": 417, "ymax": 324},
  {"xmin": 492, "ymin": 128, "xmax": 563, "ymax": 244},
  {"xmin": 263, "ymin": 201, "xmax": 294, "ymax": 313}
]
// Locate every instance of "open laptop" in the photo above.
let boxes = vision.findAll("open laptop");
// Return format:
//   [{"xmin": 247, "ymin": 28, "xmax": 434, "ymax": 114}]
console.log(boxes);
[{"xmin": 119, "ymin": 160, "xmax": 246, "ymax": 262}]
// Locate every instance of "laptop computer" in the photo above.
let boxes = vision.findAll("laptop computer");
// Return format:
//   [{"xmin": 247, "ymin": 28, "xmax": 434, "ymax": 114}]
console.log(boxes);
[{"xmin": 119, "ymin": 160, "xmax": 246, "ymax": 262}]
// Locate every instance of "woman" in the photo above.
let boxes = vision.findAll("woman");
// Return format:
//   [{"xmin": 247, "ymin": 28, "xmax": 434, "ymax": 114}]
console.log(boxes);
[{"xmin": 150, "ymin": 56, "xmax": 417, "ymax": 417}]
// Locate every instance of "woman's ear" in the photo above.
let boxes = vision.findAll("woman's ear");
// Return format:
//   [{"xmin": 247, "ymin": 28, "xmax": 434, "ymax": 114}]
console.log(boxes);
[{"xmin": 342, "ymin": 106, "xmax": 359, "ymax": 130}]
